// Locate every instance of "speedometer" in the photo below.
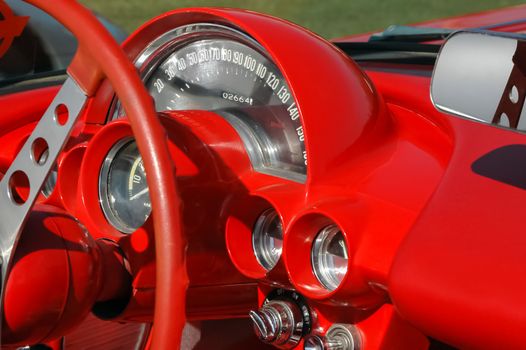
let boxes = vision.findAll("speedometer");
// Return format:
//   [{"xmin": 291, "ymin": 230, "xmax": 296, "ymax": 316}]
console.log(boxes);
[{"xmin": 115, "ymin": 24, "xmax": 307, "ymax": 182}]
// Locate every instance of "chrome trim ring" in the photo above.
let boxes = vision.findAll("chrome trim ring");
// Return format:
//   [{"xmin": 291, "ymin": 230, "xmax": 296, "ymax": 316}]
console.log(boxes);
[
  {"xmin": 311, "ymin": 225, "xmax": 349, "ymax": 291},
  {"xmin": 252, "ymin": 208, "xmax": 283, "ymax": 271},
  {"xmin": 98, "ymin": 137, "xmax": 142, "ymax": 233}
]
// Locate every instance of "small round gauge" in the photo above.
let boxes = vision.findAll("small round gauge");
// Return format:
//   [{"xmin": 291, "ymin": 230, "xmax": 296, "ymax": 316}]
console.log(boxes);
[{"xmin": 99, "ymin": 138, "xmax": 151, "ymax": 233}]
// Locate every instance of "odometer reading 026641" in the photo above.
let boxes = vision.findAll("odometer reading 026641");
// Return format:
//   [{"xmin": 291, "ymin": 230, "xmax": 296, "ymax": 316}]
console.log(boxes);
[{"xmin": 139, "ymin": 26, "xmax": 307, "ymax": 181}]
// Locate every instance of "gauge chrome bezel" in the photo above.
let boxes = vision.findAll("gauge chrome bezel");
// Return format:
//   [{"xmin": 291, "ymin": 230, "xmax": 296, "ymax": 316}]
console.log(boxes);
[
  {"xmin": 252, "ymin": 208, "xmax": 283, "ymax": 271},
  {"xmin": 311, "ymin": 225, "xmax": 349, "ymax": 291},
  {"xmin": 110, "ymin": 23, "xmax": 307, "ymax": 183},
  {"xmin": 99, "ymin": 137, "xmax": 145, "ymax": 234}
]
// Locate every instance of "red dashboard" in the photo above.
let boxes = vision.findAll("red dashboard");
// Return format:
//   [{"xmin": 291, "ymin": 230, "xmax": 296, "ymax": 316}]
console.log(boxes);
[{"xmin": 1, "ymin": 2, "xmax": 525, "ymax": 350}]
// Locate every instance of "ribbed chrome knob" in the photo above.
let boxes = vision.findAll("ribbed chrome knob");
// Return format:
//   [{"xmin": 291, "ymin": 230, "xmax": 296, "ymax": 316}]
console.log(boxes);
[
  {"xmin": 304, "ymin": 335, "xmax": 326, "ymax": 350},
  {"xmin": 303, "ymin": 324, "xmax": 361, "ymax": 350},
  {"xmin": 249, "ymin": 300, "xmax": 304, "ymax": 349},
  {"xmin": 249, "ymin": 308, "xmax": 279, "ymax": 341}
]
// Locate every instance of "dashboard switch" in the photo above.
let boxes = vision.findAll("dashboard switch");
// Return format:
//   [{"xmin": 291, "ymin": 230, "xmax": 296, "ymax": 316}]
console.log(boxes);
[
  {"xmin": 249, "ymin": 300, "xmax": 304, "ymax": 349},
  {"xmin": 304, "ymin": 324, "xmax": 361, "ymax": 350}
]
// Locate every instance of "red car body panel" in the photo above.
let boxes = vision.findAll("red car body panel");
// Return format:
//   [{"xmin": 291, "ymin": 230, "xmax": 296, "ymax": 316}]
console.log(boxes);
[{"xmin": 1, "ymin": 4, "xmax": 525, "ymax": 350}]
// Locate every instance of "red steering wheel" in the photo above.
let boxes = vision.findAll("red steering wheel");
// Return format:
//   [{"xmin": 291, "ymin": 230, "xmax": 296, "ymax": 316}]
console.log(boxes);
[{"xmin": 0, "ymin": 0, "xmax": 185, "ymax": 348}]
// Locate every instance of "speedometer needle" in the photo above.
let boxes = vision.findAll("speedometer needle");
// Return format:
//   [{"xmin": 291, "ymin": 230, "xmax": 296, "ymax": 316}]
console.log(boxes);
[{"xmin": 130, "ymin": 188, "xmax": 149, "ymax": 200}]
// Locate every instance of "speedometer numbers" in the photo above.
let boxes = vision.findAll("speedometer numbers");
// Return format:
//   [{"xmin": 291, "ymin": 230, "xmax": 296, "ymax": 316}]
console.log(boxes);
[{"xmin": 138, "ymin": 25, "xmax": 307, "ymax": 182}]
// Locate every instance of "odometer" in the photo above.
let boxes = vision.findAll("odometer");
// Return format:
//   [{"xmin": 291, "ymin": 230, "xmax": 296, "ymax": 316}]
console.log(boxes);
[{"xmin": 117, "ymin": 24, "xmax": 307, "ymax": 182}]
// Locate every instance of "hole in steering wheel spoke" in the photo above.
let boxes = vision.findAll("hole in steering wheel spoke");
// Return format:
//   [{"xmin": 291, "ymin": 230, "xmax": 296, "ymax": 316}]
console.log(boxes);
[
  {"xmin": 54, "ymin": 104, "xmax": 69, "ymax": 126},
  {"xmin": 31, "ymin": 137, "xmax": 50, "ymax": 165},
  {"xmin": 8, "ymin": 170, "xmax": 30, "ymax": 205}
]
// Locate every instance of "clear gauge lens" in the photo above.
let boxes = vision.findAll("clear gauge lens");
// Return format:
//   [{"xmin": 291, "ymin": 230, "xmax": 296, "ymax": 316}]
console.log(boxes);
[
  {"xmin": 115, "ymin": 24, "xmax": 307, "ymax": 182},
  {"xmin": 311, "ymin": 225, "xmax": 348, "ymax": 291},
  {"xmin": 252, "ymin": 209, "xmax": 283, "ymax": 271},
  {"xmin": 99, "ymin": 139, "xmax": 151, "ymax": 233}
]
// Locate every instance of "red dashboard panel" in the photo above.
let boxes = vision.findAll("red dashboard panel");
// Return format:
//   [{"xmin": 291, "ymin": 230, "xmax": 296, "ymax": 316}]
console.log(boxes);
[{"xmin": 1, "ymin": 4, "xmax": 525, "ymax": 350}]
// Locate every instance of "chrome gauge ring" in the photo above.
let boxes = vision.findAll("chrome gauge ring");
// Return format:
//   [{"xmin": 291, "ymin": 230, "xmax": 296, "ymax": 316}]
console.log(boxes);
[
  {"xmin": 99, "ymin": 138, "xmax": 151, "ymax": 233},
  {"xmin": 311, "ymin": 225, "xmax": 349, "ymax": 291}
]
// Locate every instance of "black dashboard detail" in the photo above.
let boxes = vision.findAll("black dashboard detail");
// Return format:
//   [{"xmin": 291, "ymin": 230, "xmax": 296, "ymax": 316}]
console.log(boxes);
[{"xmin": 472, "ymin": 144, "xmax": 526, "ymax": 190}]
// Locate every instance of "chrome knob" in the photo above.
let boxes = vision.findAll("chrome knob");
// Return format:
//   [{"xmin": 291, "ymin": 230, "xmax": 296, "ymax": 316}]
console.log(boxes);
[
  {"xmin": 303, "ymin": 324, "xmax": 361, "ymax": 350},
  {"xmin": 304, "ymin": 335, "xmax": 326, "ymax": 350},
  {"xmin": 249, "ymin": 300, "xmax": 304, "ymax": 349},
  {"xmin": 249, "ymin": 308, "xmax": 278, "ymax": 341},
  {"xmin": 304, "ymin": 336, "xmax": 347, "ymax": 350}
]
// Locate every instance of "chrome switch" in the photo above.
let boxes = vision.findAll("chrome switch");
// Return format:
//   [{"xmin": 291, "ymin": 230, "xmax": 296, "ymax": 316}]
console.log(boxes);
[
  {"xmin": 249, "ymin": 300, "xmax": 304, "ymax": 349},
  {"xmin": 304, "ymin": 324, "xmax": 361, "ymax": 350}
]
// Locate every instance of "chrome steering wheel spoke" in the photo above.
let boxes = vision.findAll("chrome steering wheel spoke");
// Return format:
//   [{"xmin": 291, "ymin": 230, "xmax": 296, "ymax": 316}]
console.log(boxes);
[{"xmin": 0, "ymin": 77, "xmax": 87, "ymax": 295}]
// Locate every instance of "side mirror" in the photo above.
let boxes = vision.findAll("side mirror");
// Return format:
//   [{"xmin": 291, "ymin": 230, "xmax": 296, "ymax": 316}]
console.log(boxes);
[{"xmin": 431, "ymin": 31, "xmax": 526, "ymax": 131}]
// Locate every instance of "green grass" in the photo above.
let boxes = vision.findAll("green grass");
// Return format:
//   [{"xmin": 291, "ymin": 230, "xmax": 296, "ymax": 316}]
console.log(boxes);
[{"xmin": 80, "ymin": 0, "xmax": 525, "ymax": 39}]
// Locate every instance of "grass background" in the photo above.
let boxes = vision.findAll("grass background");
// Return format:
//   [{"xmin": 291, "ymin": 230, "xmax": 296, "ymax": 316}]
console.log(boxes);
[{"xmin": 80, "ymin": 0, "xmax": 526, "ymax": 39}]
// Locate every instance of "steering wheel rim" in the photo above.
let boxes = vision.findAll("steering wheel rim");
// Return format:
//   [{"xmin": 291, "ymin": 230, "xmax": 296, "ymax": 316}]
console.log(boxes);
[{"xmin": 2, "ymin": 1, "xmax": 187, "ymax": 348}]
